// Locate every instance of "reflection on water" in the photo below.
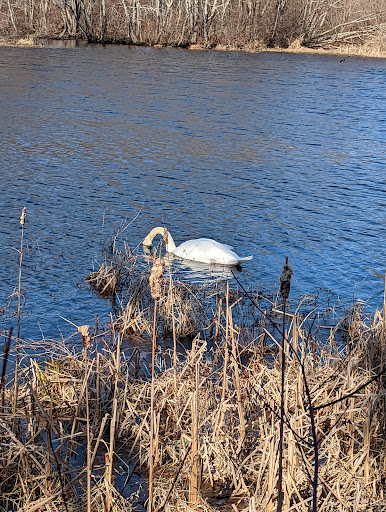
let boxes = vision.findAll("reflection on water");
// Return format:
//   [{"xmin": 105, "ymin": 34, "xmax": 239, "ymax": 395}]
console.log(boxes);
[
  {"xmin": 0, "ymin": 44, "xmax": 385, "ymax": 341},
  {"xmin": 168, "ymin": 255, "xmax": 243, "ymax": 282},
  {"xmin": 143, "ymin": 246, "xmax": 243, "ymax": 282}
]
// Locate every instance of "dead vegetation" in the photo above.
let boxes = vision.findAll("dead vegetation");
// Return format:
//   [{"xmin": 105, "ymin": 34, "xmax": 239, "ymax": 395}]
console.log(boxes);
[{"xmin": 1, "ymin": 243, "xmax": 386, "ymax": 512}]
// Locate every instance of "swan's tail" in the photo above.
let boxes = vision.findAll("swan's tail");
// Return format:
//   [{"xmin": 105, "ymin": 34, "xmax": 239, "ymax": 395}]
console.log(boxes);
[{"xmin": 238, "ymin": 255, "xmax": 253, "ymax": 263}]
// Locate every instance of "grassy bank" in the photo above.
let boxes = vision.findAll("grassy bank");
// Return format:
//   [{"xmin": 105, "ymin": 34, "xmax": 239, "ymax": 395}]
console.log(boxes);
[
  {"xmin": 1, "ymin": 247, "xmax": 385, "ymax": 512},
  {"xmin": 2, "ymin": 34, "xmax": 386, "ymax": 60},
  {"xmin": 1, "ymin": 0, "xmax": 386, "ymax": 57}
]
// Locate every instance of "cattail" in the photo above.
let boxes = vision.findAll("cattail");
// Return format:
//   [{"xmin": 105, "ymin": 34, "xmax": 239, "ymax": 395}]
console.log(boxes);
[
  {"xmin": 14, "ymin": 207, "xmax": 27, "ymax": 419},
  {"xmin": 277, "ymin": 256, "xmax": 292, "ymax": 512},
  {"xmin": 20, "ymin": 207, "xmax": 26, "ymax": 226},
  {"xmin": 79, "ymin": 323, "xmax": 92, "ymax": 511},
  {"xmin": 148, "ymin": 257, "xmax": 164, "ymax": 512},
  {"xmin": 78, "ymin": 325, "xmax": 91, "ymax": 350},
  {"xmin": 149, "ymin": 257, "xmax": 164, "ymax": 301},
  {"xmin": 280, "ymin": 256, "xmax": 292, "ymax": 302}
]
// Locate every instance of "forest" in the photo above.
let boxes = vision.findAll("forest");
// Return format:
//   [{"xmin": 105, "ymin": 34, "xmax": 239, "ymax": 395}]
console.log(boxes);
[{"xmin": 1, "ymin": 0, "xmax": 386, "ymax": 53}]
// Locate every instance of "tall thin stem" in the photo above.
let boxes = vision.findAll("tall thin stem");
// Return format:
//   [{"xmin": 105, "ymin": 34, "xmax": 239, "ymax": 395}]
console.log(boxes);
[
  {"xmin": 149, "ymin": 299, "xmax": 158, "ymax": 512},
  {"xmin": 277, "ymin": 257, "xmax": 292, "ymax": 512},
  {"xmin": 169, "ymin": 270, "xmax": 177, "ymax": 392},
  {"xmin": 148, "ymin": 256, "xmax": 164, "ymax": 512},
  {"xmin": 78, "ymin": 324, "xmax": 92, "ymax": 512},
  {"xmin": 1, "ymin": 328, "xmax": 12, "ymax": 407},
  {"xmin": 85, "ymin": 347, "xmax": 91, "ymax": 512},
  {"xmin": 276, "ymin": 299, "xmax": 286, "ymax": 512},
  {"xmin": 13, "ymin": 207, "xmax": 26, "ymax": 417}
]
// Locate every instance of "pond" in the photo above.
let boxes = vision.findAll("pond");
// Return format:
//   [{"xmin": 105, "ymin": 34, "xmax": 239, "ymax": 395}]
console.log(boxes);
[{"xmin": 1, "ymin": 43, "xmax": 385, "ymax": 342}]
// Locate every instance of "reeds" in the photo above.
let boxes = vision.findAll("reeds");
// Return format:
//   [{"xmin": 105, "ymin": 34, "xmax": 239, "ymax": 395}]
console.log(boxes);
[
  {"xmin": 1, "ymin": 251, "xmax": 385, "ymax": 512},
  {"xmin": 0, "ymin": 330, "xmax": 137, "ymax": 512},
  {"xmin": 121, "ymin": 308, "xmax": 384, "ymax": 511}
]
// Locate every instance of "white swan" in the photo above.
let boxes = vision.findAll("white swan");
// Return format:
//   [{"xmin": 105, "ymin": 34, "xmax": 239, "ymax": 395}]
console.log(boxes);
[{"xmin": 143, "ymin": 227, "xmax": 253, "ymax": 266}]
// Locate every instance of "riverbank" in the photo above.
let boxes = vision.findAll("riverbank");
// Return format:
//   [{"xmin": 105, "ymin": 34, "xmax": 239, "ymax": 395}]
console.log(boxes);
[
  {"xmin": 1, "ymin": 251, "xmax": 386, "ymax": 512},
  {"xmin": 1, "ymin": 35, "xmax": 386, "ymax": 60}
]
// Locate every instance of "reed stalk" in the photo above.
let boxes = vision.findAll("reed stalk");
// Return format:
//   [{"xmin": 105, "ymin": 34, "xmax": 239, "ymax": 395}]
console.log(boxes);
[
  {"xmin": 13, "ymin": 207, "xmax": 26, "ymax": 418},
  {"xmin": 277, "ymin": 257, "xmax": 292, "ymax": 512},
  {"xmin": 189, "ymin": 356, "xmax": 200, "ymax": 507},
  {"xmin": 105, "ymin": 331, "xmax": 121, "ymax": 512},
  {"xmin": 228, "ymin": 282, "xmax": 246, "ymax": 449},
  {"xmin": 148, "ymin": 257, "xmax": 164, "ymax": 512},
  {"xmin": 169, "ymin": 270, "xmax": 177, "ymax": 392},
  {"xmin": 79, "ymin": 325, "xmax": 92, "ymax": 512},
  {"xmin": 148, "ymin": 299, "xmax": 157, "ymax": 512},
  {"xmin": 1, "ymin": 328, "xmax": 12, "ymax": 406}
]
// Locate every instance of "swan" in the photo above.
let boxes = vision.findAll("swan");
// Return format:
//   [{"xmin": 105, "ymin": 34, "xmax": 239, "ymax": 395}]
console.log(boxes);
[{"xmin": 143, "ymin": 227, "xmax": 253, "ymax": 266}]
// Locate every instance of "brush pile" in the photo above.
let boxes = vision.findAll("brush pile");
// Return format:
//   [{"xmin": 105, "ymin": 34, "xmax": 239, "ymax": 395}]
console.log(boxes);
[{"xmin": 1, "ymin": 254, "xmax": 385, "ymax": 512}]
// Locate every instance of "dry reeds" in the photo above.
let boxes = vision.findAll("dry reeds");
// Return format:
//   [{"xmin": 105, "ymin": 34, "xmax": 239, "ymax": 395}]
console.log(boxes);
[
  {"xmin": 0, "ymin": 332, "xmax": 136, "ymax": 512},
  {"xmin": 1, "ymin": 249, "xmax": 385, "ymax": 512},
  {"xmin": 117, "ymin": 280, "xmax": 386, "ymax": 512}
]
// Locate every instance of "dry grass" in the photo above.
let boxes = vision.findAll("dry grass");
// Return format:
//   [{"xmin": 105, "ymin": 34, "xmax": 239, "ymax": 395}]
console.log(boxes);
[
  {"xmin": 265, "ymin": 32, "xmax": 386, "ymax": 59},
  {"xmin": 88, "ymin": 249, "xmax": 221, "ymax": 340},
  {"xmin": 1, "ymin": 251, "xmax": 385, "ymax": 511},
  {"xmin": 118, "ymin": 300, "xmax": 386, "ymax": 512},
  {"xmin": 2, "ymin": 35, "xmax": 386, "ymax": 59},
  {"xmin": 0, "ymin": 334, "xmax": 137, "ymax": 511}
]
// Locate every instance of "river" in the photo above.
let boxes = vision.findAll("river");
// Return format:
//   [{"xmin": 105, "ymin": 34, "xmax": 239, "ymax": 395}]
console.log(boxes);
[{"xmin": 1, "ymin": 43, "xmax": 385, "ymax": 342}]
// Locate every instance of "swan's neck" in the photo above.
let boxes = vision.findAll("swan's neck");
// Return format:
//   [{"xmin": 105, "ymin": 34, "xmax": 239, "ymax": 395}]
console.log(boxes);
[{"xmin": 143, "ymin": 227, "xmax": 176, "ymax": 253}]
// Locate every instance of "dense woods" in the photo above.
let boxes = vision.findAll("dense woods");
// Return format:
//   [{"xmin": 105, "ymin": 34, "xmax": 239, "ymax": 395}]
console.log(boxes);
[{"xmin": 1, "ymin": 0, "xmax": 385, "ymax": 51}]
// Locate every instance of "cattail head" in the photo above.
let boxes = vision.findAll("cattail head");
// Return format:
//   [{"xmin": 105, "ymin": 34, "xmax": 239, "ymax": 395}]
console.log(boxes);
[
  {"xmin": 78, "ymin": 325, "xmax": 91, "ymax": 350},
  {"xmin": 280, "ymin": 256, "xmax": 293, "ymax": 302},
  {"xmin": 20, "ymin": 207, "xmax": 26, "ymax": 227},
  {"xmin": 149, "ymin": 257, "xmax": 164, "ymax": 300}
]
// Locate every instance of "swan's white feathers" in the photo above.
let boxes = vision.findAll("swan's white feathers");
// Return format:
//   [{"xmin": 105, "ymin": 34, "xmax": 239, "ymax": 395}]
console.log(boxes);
[{"xmin": 143, "ymin": 228, "xmax": 252, "ymax": 266}]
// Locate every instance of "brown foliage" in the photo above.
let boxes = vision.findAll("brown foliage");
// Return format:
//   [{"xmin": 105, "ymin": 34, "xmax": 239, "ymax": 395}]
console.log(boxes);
[{"xmin": 1, "ymin": 0, "xmax": 385, "ymax": 51}]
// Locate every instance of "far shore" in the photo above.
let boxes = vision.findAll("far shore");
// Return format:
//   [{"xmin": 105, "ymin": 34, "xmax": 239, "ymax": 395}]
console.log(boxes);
[{"xmin": 1, "ymin": 35, "xmax": 386, "ymax": 60}]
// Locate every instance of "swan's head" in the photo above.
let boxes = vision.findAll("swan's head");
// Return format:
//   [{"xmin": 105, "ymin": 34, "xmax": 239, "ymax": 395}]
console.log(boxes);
[{"xmin": 143, "ymin": 227, "xmax": 163, "ymax": 248}]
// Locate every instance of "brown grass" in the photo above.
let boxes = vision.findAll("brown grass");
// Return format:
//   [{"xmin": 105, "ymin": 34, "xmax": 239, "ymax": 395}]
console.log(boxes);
[
  {"xmin": 2, "ymin": 36, "xmax": 386, "ymax": 60},
  {"xmin": 1, "ymin": 253, "xmax": 385, "ymax": 511}
]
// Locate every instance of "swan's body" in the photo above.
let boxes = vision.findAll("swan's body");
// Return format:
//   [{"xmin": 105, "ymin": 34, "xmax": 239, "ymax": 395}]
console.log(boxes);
[{"xmin": 143, "ymin": 227, "xmax": 253, "ymax": 265}]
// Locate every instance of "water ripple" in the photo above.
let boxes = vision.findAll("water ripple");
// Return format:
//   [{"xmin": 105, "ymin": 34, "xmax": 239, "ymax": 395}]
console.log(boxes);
[{"xmin": 1, "ymin": 46, "xmax": 385, "ymax": 340}]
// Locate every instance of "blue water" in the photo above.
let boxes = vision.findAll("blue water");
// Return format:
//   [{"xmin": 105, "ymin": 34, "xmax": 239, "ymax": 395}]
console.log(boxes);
[{"xmin": 1, "ymin": 44, "xmax": 385, "ymax": 342}]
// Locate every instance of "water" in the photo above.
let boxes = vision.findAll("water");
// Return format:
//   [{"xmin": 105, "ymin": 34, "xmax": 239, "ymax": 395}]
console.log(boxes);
[{"xmin": 1, "ymin": 44, "xmax": 385, "ymax": 342}]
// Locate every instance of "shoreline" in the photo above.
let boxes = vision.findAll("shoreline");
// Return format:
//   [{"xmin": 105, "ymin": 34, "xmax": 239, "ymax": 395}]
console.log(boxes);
[{"xmin": 1, "ymin": 35, "xmax": 386, "ymax": 60}]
